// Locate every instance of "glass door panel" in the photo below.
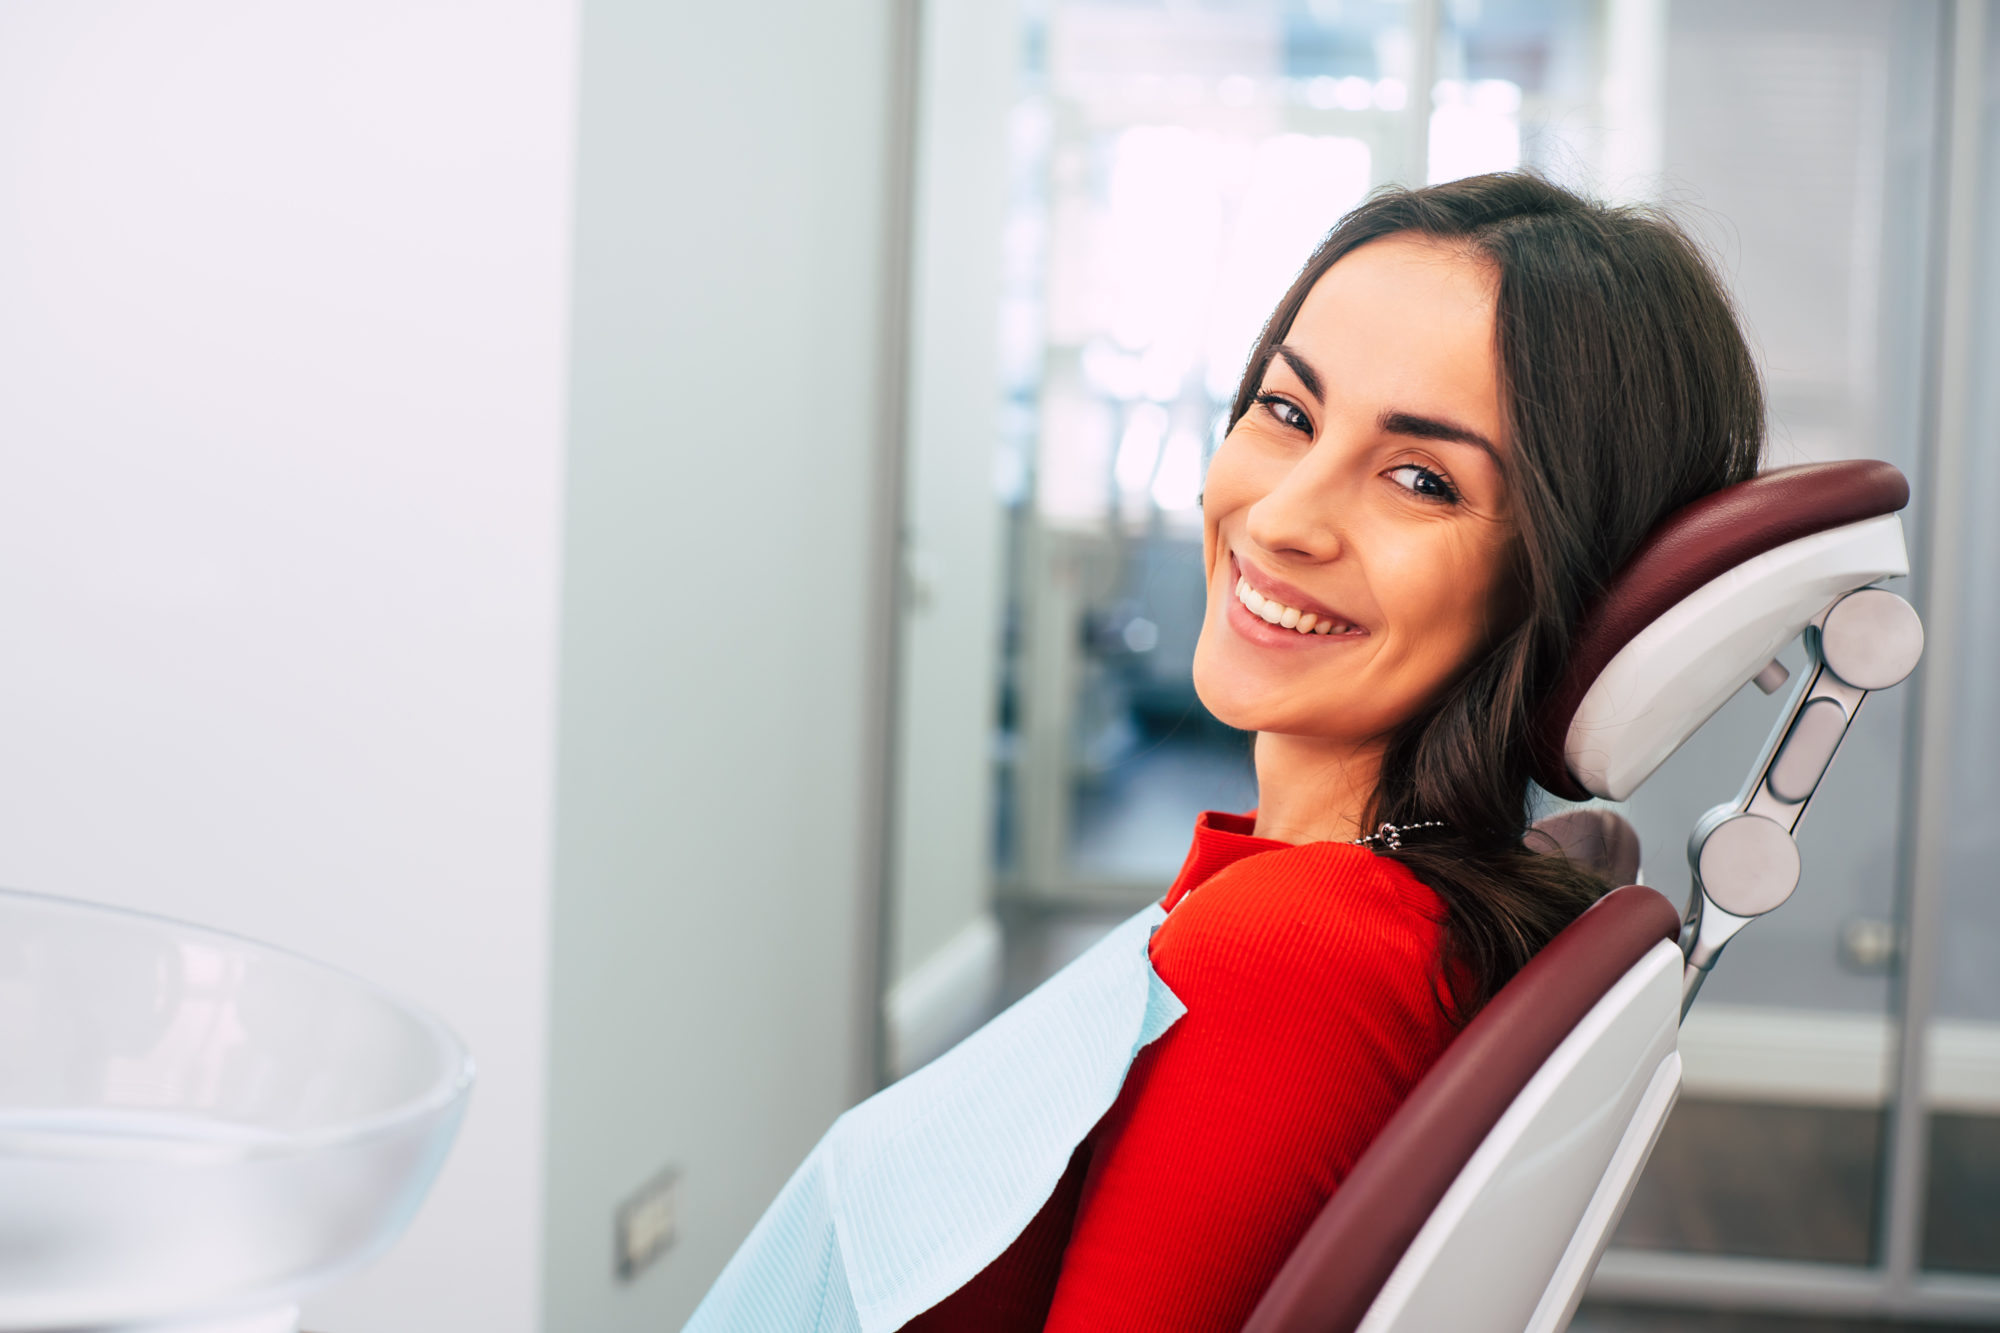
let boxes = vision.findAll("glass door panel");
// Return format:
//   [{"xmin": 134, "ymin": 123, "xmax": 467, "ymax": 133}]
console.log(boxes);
[
  {"xmin": 1921, "ymin": 2, "xmax": 2000, "ymax": 1275},
  {"xmin": 1600, "ymin": 0, "xmax": 1944, "ymax": 1268},
  {"xmin": 1001, "ymin": 0, "xmax": 1420, "ymax": 900}
]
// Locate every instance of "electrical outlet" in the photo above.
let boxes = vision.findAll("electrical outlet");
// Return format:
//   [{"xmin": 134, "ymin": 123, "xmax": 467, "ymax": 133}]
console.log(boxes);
[{"xmin": 615, "ymin": 1166, "xmax": 680, "ymax": 1281}]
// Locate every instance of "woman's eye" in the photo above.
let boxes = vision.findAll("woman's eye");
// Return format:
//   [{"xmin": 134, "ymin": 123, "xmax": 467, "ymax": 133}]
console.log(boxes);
[
  {"xmin": 1386, "ymin": 463, "xmax": 1462, "ymax": 504},
  {"xmin": 1253, "ymin": 392, "xmax": 1311, "ymax": 434}
]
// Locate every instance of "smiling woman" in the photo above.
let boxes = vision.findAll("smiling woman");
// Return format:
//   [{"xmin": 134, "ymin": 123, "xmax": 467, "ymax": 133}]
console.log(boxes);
[
  {"xmin": 1209, "ymin": 175, "xmax": 1764, "ymax": 1022},
  {"xmin": 1196, "ymin": 234, "xmax": 1518, "ymax": 806},
  {"xmin": 687, "ymin": 174, "xmax": 1767, "ymax": 1333}
]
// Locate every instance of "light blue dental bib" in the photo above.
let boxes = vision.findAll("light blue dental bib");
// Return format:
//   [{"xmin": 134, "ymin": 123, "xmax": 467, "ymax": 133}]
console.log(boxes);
[{"xmin": 685, "ymin": 902, "xmax": 1185, "ymax": 1333}]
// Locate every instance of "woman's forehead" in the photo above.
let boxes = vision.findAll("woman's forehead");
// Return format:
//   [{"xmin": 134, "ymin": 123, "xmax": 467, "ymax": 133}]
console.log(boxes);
[
  {"xmin": 1281, "ymin": 234, "xmax": 1504, "ymax": 442},
  {"xmin": 1292, "ymin": 237, "xmax": 1498, "ymax": 352}
]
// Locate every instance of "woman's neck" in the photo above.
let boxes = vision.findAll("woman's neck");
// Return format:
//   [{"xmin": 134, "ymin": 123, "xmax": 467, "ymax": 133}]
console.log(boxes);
[{"xmin": 1250, "ymin": 731, "xmax": 1386, "ymax": 845}]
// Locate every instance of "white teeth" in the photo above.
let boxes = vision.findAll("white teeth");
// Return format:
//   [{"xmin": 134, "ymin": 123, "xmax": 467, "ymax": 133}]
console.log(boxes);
[{"xmin": 1235, "ymin": 573, "xmax": 1356, "ymax": 637}]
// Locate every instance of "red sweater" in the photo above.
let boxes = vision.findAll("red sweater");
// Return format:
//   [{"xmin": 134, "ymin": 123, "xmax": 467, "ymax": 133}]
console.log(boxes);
[{"xmin": 905, "ymin": 812, "xmax": 1457, "ymax": 1333}]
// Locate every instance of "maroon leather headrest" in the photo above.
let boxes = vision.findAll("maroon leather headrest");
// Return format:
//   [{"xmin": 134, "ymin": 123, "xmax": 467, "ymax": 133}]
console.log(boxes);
[
  {"xmin": 1532, "ymin": 461, "xmax": 1910, "ymax": 799},
  {"xmin": 1241, "ymin": 885, "xmax": 1683, "ymax": 1333}
]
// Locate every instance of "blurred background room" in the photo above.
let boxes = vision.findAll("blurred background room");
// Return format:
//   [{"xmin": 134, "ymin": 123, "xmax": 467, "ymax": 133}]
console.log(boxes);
[{"xmin": 0, "ymin": 0, "xmax": 1994, "ymax": 1329}]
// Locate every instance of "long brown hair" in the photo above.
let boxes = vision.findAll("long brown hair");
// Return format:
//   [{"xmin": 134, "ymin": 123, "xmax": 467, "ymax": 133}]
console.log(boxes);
[{"xmin": 1229, "ymin": 173, "xmax": 1764, "ymax": 1019}]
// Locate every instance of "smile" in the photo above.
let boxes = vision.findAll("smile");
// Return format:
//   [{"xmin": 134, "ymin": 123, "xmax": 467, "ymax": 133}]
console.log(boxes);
[{"xmin": 1232, "ymin": 563, "xmax": 1367, "ymax": 638}]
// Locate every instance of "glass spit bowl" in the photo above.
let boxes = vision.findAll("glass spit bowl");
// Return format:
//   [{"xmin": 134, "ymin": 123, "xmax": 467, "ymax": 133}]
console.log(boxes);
[{"xmin": 0, "ymin": 886, "xmax": 473, "ymax": 1333}]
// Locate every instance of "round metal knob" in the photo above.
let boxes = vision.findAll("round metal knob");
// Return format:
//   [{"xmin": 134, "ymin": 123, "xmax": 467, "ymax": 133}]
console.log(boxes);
[
  {"xmin": 1696, "ymin": 812, "xmax": 1801, "ymax": 918},
  {"xmin": 1821, "ymin": 588, "xmax": 1924, "ymax": 691}
]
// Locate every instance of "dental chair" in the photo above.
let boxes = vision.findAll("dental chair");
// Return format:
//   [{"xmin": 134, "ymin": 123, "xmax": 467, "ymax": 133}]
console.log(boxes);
[{"xmin": 1243, "ymin": 460, "xmax": 1924, "ymax": 1333}]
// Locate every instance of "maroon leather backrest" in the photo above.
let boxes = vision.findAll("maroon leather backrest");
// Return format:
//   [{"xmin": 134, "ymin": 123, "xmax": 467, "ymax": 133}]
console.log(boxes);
[
  {"xmin": 1240, "ymin": 885, "xmax": 1682, "ymax": 1333},
  {"xmin": 1532, "ymin": 460, "xmax": 1910, "ymax": 799}
]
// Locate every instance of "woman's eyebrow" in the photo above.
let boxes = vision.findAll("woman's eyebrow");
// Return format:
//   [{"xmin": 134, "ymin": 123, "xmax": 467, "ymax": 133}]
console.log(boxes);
[
  {"xmin": 1379, "ymin": 409, "xmax": 1499, "ymax": 461},
  {"xmin": 1271, "ymin": 344, "xmax": 1324, "ymax": 403},
  {"xmin": 1271, "ymin": 343, "xmax": 1499, "ymax": 460}
]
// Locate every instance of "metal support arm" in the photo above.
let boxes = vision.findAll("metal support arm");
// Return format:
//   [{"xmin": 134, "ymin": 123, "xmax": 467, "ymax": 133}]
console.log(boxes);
[{"xmin": 1680, "ymin": 588, "xmax": 1924, "ymax": 1013}]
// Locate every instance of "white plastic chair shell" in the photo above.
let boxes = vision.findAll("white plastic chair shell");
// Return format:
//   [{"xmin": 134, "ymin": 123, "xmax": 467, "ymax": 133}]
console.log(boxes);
[{"xmin": 1357, "ymin": 940, "xmax": 1684, "ymax": 1333}]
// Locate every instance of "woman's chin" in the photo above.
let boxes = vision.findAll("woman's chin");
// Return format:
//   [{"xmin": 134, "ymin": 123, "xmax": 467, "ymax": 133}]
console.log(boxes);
[
  {"xmin": 1191, "ymin": 639, "xmax": 1286, "ymax": 735},
  {"xmin": 1193, "ymin": 629, "xmax": 1374, "ymax": 741}
]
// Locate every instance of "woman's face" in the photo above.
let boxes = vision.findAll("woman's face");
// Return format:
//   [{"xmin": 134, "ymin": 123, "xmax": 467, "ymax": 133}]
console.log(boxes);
[{"xmin": 1192, "ymin": 232, "xmax": 1518, "ymax": 747}]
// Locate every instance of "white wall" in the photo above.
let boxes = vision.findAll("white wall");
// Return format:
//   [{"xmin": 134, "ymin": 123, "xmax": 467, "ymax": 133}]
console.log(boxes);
[
  {"xmin": 542, "ymin": 0, "xmax": 905, "ymax": 1326},
  {"xmin": 884, "ymin": 0, "xmax": 1019, "ymax": 1074},
  {"xmin": 0, "ymin": 4, "xmax": 576, "ymax": 1330},
  {"xmin": 0, "ymin": 2, "xmax": 910, "ymax": 1326}
]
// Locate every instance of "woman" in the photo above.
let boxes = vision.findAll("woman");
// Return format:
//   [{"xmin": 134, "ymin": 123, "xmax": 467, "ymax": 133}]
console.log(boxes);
[{"xmin": 691, "ymin": 172, "xmax": 1763, "ymax": 1333}]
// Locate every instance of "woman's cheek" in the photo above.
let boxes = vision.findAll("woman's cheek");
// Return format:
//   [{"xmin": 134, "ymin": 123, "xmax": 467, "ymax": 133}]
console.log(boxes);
[
  {"xmin": 1418, "ymin": 533, "xmax": 1512, "ymax": 684},
  {"xmin": 1201, "ymin": 437, "xmax": 1258, "ymax": 512},
  {"xmin": 1435, "ymin": 525, "xmax": 1510, "ymax": 651},
  {"xmin": 1199, "ymin": 442, "xmax": 1243, "ymax": 568},
  {"xmin": 1363, "ymin": 534, "xmax": 1479, "ymax": 705}
]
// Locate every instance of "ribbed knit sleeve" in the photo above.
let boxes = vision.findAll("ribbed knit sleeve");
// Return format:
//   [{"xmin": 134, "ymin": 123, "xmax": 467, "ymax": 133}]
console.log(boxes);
[{"xmin": 1040, "ymin": 840, "xmax": 1455, "ymax": 1333}]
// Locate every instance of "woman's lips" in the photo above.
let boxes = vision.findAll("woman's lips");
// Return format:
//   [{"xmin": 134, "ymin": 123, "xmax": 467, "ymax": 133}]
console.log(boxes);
[{"xmin": 1228, "ymin": 552, "xmax": 1368, "ymax": 642}]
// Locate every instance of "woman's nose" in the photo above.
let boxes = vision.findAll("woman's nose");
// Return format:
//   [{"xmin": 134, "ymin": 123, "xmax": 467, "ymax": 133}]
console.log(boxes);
[{"xmin": 1244, "ymin": 450, "xmax": 1347, "ymax": 562}]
